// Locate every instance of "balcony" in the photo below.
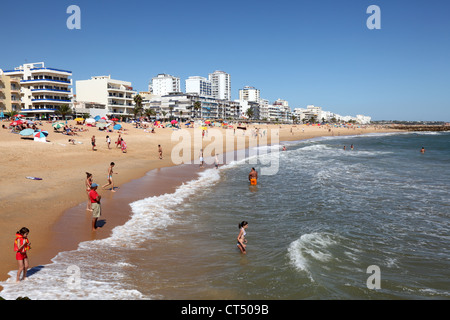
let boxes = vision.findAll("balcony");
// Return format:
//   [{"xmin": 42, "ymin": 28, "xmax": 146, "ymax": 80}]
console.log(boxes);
[
  {"xmin": 21, "ymin": 78, "xmax": 71, "ymax": 85},
  {"xmin": 32, "ymin": 98, "xmax": 71, "ymax": 104},
  {"xmin": 31, "ymin": 88, "xmax": 71, "ymax": 94}
]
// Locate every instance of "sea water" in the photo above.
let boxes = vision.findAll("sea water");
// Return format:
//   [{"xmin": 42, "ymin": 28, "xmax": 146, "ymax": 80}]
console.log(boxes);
[{"xmin": 1, "ymin": 132, "xmax": 449, "ymax": 299}]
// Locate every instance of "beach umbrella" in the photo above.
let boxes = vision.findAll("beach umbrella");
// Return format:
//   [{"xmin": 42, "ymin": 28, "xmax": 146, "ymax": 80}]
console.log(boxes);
[
  {"xmin": 10, "ymin": 120, "xmax": 24, "ymax": 126},
  {"xmin": 85, "ymin": 118, "xmax": 96, "ymax": 124},
  {"xmin": 34, "ymin": 131, "xmax": 47, "ymax": 138},
  {"xmin": 96, "ymin": 122, "xmax": 109, "ymax": 128},
  {"xmin": 171, "ymin": 120, "xmax": 178, "ymax": 124},
  {"xmin": 19, "ymin": 129, "xmax": 35, "ymax": 136},
  {"xmin": 113, "ymin": 124, "xmax": 122, "ymax": 130},
  {"xmin": 98, "ymin": 118, "xmax": 106, "ymax": 123},
  {"xmin": 52, "ymin": 122, "xmax": 64, "ymax": 129},
  {"xmin": 94, "ymin": 115, "xmax": 101, "ymax": 121},
  {"xmin": 111, "ymin": 118, "xmax": 119, "ymax": 121},
  {"xmin": 74, "ymin": 117, "xmax": 84, "ymax": 122}
]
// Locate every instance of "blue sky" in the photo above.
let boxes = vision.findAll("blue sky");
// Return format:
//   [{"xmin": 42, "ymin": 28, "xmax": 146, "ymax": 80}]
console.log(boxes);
[{"xmin": 1, "ymin": 0, "xmax": 449, "ymax": 121}]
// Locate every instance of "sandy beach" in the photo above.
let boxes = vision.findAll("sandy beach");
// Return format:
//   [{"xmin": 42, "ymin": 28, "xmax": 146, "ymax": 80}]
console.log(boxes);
[{"xmin": 0, "ymin": 119, "xmax": 399, "ymax": 287}]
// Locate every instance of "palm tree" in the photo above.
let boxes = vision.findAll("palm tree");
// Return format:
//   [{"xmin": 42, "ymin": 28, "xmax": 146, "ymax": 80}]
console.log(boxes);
[
  {"xmin": 133, "ymin": 94, "xmax": 143, "ymax": 119},
  {"xmin": 6, "ymin": 109, "xmax": 19, "ymax": 119},
  {"xmin": 161, "ymin": 111, "xmax": 167, "ymax": 122},
  {"xmin": 245, "ymin": 107, "xmax": 254, "ymax": 120},
  {"xmin": 144, "ymin": 108, "xmax": 156, "ymax": 120},
  {"xmin": 57, "ymin": 105, "xmax": 73, "ymax": 120},
  {"xmin": 193, "ymin": 101, "xmax": 201, "ymax": 119}
]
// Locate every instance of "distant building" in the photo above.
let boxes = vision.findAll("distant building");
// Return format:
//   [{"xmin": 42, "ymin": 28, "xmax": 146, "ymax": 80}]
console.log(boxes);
[
  {"xmin": 208, "ymin": 70, "xmax": 231, "ymax": 101},
  {"xmin": 151, "ymin": 74, "xmax": 180, "ymax": 96},
  {"xmin": 3, "ymin": 62, "xmax": 72, "ymax": 119},
  {"xmin": 185, "ymin": 76, "xmax": 212, "ymax": 97},
  {"xmin": 76, "ymin": 75, "xmax": 136, "ymax": 118}
]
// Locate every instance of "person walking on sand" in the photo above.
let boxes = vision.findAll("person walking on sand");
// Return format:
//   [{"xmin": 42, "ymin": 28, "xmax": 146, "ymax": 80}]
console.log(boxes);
[
  {"xmin": 85, "ymin": 172, "xmax": 93, "ymax": 211},
  {"xmin": 106, "ymin": 135, "xmax": 111, "ymax": 149},
  {"xmin": 249, "ymin": 167, "xmax": 258, "ymax": 185},
  {"xmin": 199, "ymin": 149, "xmax": 204, "ymax": 168},
  {"xmin": 89, "ymin": 184, "xmax": 102, "ymax": 231},
  {"xmin": 91, "ymin": 135, "xmax": 96, "ymax": 151},
  {"xmin": 237, "ymin": 221, "xmax": 248, "ymax": 254},
  {"xmin": 14, "ymin": 227, "xmax": 31, "ymax": 282},
  {"xmin": 158, "ymin": 144, "xmax": 163, "ymax": 159},
  {"xmin": 102, "ymin": 162, "xmax": 117, "ymax": 192}
]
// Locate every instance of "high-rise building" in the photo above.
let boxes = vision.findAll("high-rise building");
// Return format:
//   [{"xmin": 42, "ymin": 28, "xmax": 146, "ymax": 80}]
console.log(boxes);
[
  {"xmin": 76, "ymin": 75, "xmax": 136, "ymax": 118},
  {"xmin": 151, "ymin": 74, "xmax": 180, "ymax": 96},
  {"xmin": 208, "ymin": 70, "xmax": 231, "ymax": 100},
  {"xmin": 185, "ymin": 76, "xmax": 212, "ymax": 97},
  {"xmin": 3, "ymin": 62, "xmax": 72, "ymax": 119}
]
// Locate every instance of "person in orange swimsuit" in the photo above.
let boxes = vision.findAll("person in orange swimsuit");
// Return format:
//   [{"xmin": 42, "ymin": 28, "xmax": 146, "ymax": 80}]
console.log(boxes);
[{"xmin": 248, "ymin": 167, "xmax": 258, "ymax": 185}]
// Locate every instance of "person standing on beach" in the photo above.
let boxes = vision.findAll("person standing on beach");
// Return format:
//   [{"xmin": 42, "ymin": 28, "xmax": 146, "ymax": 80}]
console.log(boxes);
[
  {"xmin": 85, "ymin": 172, "xmax": 93, "ymax": 211},
  {"xmin": 91, "ymin": 135, "xmax": 96, "ymax": 151},
  {"xmin": 14, "ymin": 227, "xmax": 31, "ymax": 282},
  {"xmin": 158, "ymin": 144, "xmax": 163, "ymax": 159},
  {"xmin": 199, "ymin": 149, "xmax": 204, "ymax": 168},
  {"xmin": 102, "ymin": 162, "xmax": 117, "ymax": 192},
  {"xmin": 89, "ymin": 184, "xmax": 102, "ymax": 231},
  {"xmin": 249, "ymin": 167, "xmax": 258, "ymax": 185},
  {"xmin": 237, "ymin": 221, "xmax": 248, "ymax": 254},
  {"xmin": 116, "ymin": 134, "xmax": 122, "ymax": 148},
  {"xmin": 106, "ymin": 135, "xmax": 111, "ymax": 149}
]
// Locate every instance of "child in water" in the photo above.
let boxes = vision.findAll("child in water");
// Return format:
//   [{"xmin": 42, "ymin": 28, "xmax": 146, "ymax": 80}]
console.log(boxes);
[
  {"xmin": 237, "ymin": 221, "xmax": 248, "ymax": 254},
  {"xmin": 14, "ymin": 227, "xmax": 31, "ymax": 282}
]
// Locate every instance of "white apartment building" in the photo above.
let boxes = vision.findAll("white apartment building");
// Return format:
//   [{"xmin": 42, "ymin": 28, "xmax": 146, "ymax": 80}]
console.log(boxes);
[
  {"xmin": 151, "ymin": 74, "xmax": 180, "ymax": 96},
  {"xmin": 3, "ymin": 62, "xmax": 72, "ymax": 119},
  {"xmin": 185, "ymin": 76, "xmax": 212, "ymax": 97},
  {"xmin": 239, "ymin": 86, "xmax": 260, "ymax": 103},
  {"xmin": 208, "ymin": 70, "xmax": 231, "ymax": 100},
  {"xmin": 76, "ymin": 75, "xmax": 136, "ymax": 118}
]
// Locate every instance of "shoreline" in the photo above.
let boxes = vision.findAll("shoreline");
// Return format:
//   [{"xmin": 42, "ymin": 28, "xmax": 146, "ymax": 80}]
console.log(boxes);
[{"xmin": 0, "ymin": 121, "xmax": 400, "ymax": 289}]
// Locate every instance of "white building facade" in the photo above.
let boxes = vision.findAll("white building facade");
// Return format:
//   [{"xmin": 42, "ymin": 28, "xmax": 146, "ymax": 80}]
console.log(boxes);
[
  {"xmin": 76, "ymin": 75, "xmax": 136, "ymax": 118},
  {"xmin": 151, "ymin": 74, "xmax": 180, "ymax": 96},
  {"xmin": 185, "ymin": 76, "xmax": 212, "ymax": 97},
  {"xmin": 3, "ymin": 62, "xmax": 72, "ymax": 119},
  {"xmin": 208, "ymin": 70, "xmax": 231, "ymax": 100}
]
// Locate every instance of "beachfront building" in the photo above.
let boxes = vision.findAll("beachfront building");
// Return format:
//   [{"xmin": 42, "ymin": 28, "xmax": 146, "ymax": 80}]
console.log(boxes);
[
  {"xmin": 76, "ymin": 76, "xmax": 136, "ymax": 119},
  {"xmin": 0, "ymin": 69, "xmax": 22, "ymax": 115},
  {"xmin": 239, "ymin": 86, "xmax": 260, "ymax": 103},
  {"xmin": 3, "ymin": 62, "xmax": 72, "ymax": 119},
  {"xmin": 72, "ymin": 100, "xmax": 107, "ymax": 119},
  {"xmin": 209, "ymin": 70, "xmax": 231, "ymax": 100},
  {"xmin": 273, "ymin": 99, "xmax": 292, "ymax": 122},
  {"xmin": 185, "ymin": 76, "xmax": 212, "ymax": 97},
  {"xmin": 356, "ymin": 114, "xmax": 372, "ymax": 124},
  {"xmin": 293, "ymin": 105, "xmax": 371, "ymax": 124},
  {"xmin": 142, "ymin": 92, "xmax": 241, "ymax": 121},
  {"xmin": 151, "ymin": 74, "xmax": 181, "ymax": 96}
]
